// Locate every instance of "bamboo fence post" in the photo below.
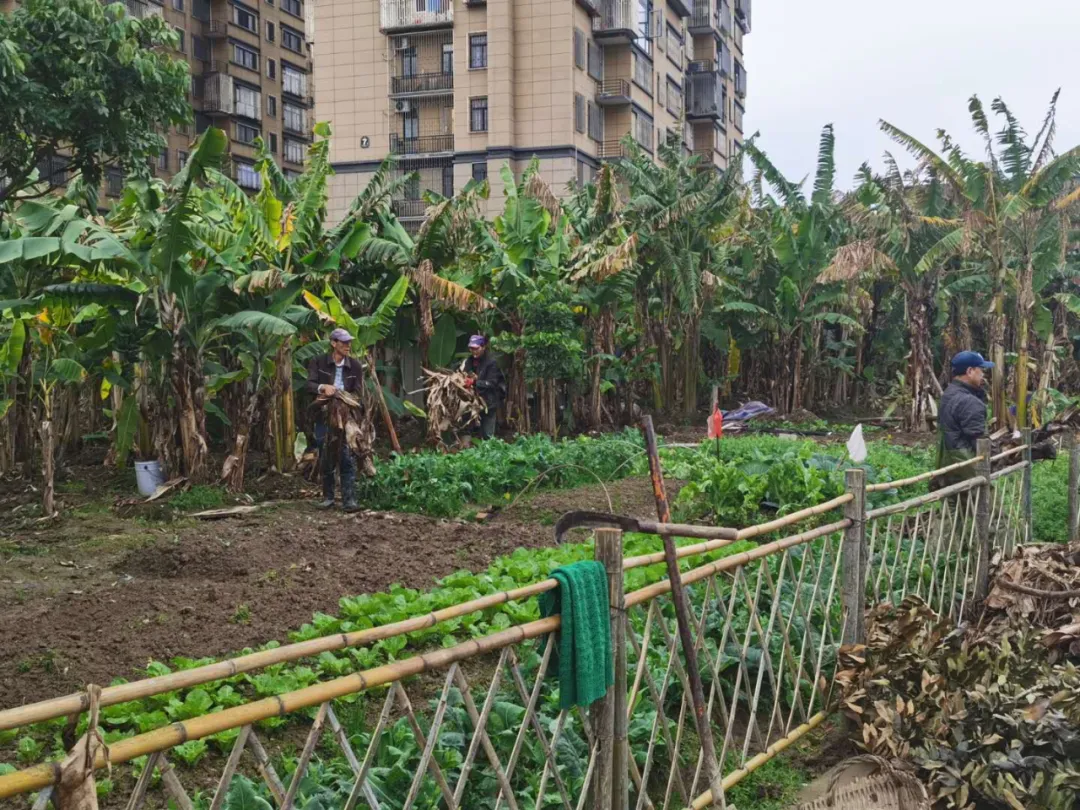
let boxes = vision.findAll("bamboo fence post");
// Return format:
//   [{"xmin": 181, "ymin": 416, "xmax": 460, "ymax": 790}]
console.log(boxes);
[
  {"xmin": 593, "ymin": 528, "xmax": 628, "ymax": 810},
  {"xmin": 974, "ymin": 439, "xmax": 993, "ymax": 603},
  {"xmin": 841, "ymin": 468, "xmax": 866, "ymax": 646},
  {"xmin": 1021, "ymin": 427, "xmax": 1033, "ymax": 546},
  {"xmin": 1069, "ymin": 432, "xmax": 1080, "ymax": 545},
  {"xmin": 640, "ymin": 415, "xmax": 723, "ymax": 806}
]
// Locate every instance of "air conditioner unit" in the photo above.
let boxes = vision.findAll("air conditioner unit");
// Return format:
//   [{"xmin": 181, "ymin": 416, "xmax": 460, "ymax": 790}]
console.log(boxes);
[
  {"xmin": 394, "ymin": 100, "xmax": 413, "ymax": 114},
  {"xmin": 395, "ymin": 37, "xmax": 411, "ymax": 50}
]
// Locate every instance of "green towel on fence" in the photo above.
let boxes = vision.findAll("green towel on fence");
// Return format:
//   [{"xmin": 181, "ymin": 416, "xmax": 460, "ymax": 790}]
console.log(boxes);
[{"xmin": 539, "ymin": 560, "xmax": 614, "ymax": 710}]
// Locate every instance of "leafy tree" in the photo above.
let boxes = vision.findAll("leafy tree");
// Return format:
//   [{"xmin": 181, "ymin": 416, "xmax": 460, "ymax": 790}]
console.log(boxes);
[{"xmin": 0, "ymin": 0, "xmax": 190, "ymax": 207}]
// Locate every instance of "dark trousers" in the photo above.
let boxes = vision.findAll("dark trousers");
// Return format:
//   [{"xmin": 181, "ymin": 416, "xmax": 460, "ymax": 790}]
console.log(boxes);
[
  {"xmin": 316, "ymin": 423, "xmax": 356, "ymax": 502},
  {"xmin": 479, "ymin": 409, "xmax": 497, "ymax": 440}
]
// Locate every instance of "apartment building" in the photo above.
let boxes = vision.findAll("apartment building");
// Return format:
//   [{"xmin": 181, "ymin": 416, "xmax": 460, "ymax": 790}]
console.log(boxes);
[
  {"xmin": 316, "ymin": 0, "xmax": 750, "ymax": 226},
  {"xmin": 2, "ymin": 0, "xmax": 314, "ymax": 198}
]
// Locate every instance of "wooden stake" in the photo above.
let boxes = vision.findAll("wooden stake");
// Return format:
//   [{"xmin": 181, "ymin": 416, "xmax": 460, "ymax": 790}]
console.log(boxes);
[
  {"xmin": 1021, "ymin": 428, "xmax": 1033, "ymax": 547},
  {"xmin": 841, "ymin": 468, "xmax": 866, "ymax": 646},
  {"xmin": 974, "ymin": 438, "xmax": 993, "ymax": 603},
  {"xmin": 368, "ymin": 354, "xmax": 402, "ymax": 454},
  {"xmin": 591, "ymin": 529, "xmax": 625, "ymax": 810},
  {"xmin": 639, "ymin": 415, "xmax": 723, "ymax": 806}
]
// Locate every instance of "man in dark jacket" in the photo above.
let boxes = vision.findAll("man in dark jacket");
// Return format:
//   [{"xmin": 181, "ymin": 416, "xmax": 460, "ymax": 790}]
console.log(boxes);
[
  {"xmin": 306, "ymin": 328, "xmax": 364, "ymax": 511},
  {"xmin": 463, "ymin": 335, "xmax": 505, "ymax": 439},
  {"xmin": 936, "ymin": 350, "xmax": 994, "ymax": 486}
]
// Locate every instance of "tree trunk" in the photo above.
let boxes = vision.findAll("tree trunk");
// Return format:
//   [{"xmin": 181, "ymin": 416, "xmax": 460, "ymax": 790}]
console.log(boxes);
[
  {"xmin": 14, "ymin": 338, "xmax": 33, "ymax": 469},
  {"xmin": 989, "ymin": 292, "xmax": 1008, "ymax": 430},
  {"xmin": 40, "ymin": 416, "xmax": 54, "ymax": 516},
  {"xmin": 681, "ymin": 315, "xmax": 700, "ymax": 418},
  {"xmin": 222, "ymin": 383, "xmax": 261, "ymax": 494},
  {"xmin": 791, "ymin": 326, "xmax": 805, "ymax": 412},
  {"xmin": 270, "ymin": 342, "xmax": 296, "ymax": 472},
  {"xmin": 1015, "ymin": 259, "xmax": 1036, "ymax": 428},
  {"xmin": 905, "ymin": 285, "xmax": 936, "ymax": 432}
]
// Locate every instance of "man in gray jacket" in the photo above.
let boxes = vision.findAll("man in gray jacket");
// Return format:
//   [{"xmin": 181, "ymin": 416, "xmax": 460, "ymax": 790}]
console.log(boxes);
[{"xmin": 936, "ymin": 350, "xmax": 994, "ymax": 485}]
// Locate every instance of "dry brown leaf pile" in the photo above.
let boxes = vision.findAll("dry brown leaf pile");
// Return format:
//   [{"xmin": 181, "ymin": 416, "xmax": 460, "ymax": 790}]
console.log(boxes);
[{"xmin": 422, "ymin": 368, "xmax": 486, "ymax": 448}]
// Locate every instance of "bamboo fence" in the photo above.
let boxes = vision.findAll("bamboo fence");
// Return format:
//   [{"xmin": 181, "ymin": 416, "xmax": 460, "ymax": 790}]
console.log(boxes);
[{"xmin": 0, "ymin": 435, "xmax": 1046, "ymax": 810}]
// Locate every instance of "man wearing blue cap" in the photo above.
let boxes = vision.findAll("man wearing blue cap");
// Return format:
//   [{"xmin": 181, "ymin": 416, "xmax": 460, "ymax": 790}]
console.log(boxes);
[
  {"xmin": 936, "ymin": 350, "xmax": 995, "ymax": 485},
  {"xmin": 463, "ymin": 335, "xmax": 505, "ymax": 439},
  {"xmin": 305, "ymin": 328, "xmax": 364, "ymax": 511}
]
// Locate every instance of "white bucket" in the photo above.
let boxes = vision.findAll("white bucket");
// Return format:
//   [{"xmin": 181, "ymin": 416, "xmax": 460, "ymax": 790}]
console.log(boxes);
[{"xmin": 134, "ymin": 460, "xmax": 165, "ymax": 497}]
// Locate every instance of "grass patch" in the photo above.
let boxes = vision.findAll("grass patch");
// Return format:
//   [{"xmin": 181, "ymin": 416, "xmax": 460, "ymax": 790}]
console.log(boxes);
[
  {"xmin": 726, "ymin": 755, "xmax": 811, "ymax": 810},
  {"xmin": 168, "ymin": 485, "xmax": 227, "ymax": 512}
]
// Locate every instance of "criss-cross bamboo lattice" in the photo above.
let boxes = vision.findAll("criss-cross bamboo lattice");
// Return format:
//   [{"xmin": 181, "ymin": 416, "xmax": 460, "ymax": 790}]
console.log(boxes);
[{"xmin": 0, "ymin": 436, "xmax": 1043, "ymax": 810}]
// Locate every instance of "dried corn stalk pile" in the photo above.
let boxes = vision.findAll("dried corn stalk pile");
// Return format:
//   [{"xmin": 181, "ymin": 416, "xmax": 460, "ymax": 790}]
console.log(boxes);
[
  {"xmin": 422, "ymin": 368, "xmax": 486, "ymax": 448},
  {"xmin": 299, "ymin": 390, "xmax": 377, "ymax": 479}
]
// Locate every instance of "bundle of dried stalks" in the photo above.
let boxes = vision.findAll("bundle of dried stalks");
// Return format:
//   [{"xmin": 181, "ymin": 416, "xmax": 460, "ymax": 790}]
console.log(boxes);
[
  {"xmin": 421, "ymin": 368, "xmax": 486, "ymax": 448},
  {"xmin": 412, "ymin": 259, "xmax": 494, "ymax": 313}
]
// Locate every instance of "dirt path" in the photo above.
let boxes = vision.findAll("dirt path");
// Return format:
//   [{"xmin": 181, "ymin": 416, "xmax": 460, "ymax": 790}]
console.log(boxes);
[{"xmin": 0, "ymin": 474, "xmax": 669, "ymax": 710}]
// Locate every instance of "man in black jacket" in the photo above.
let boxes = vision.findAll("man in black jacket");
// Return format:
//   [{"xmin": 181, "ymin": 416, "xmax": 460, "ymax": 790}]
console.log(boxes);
[
  {"xmin": 463, "ymin": 335, "xmax": 505, "ymax": 439},
  {"xmin": 306, "ymin": 328, "xmax": 364, "ymax": 511},
  {"xmin": 937, "ymin": 350, "xmax": 994, "ymax": 486}
]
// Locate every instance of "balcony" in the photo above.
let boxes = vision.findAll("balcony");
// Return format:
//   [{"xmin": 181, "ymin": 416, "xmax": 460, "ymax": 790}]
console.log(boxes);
[
  {"xmin": 593, "ymin": 0, "xmax": 638, "ymax": 44},
  {"xmin": 734, "ymin": 0, "xmax": 751, "ymax": 32},
  {"xmin": 124, "ymin": 0, "xmax": 163, "ymax": 19},
  {"xmin": 598, "ymin": 139, "xmax": 631, "ymax": 160},
  {"xmin": 380, "ymin": 0, "xmax": 453, "ymax": 32},
  {"xmin": 204, "ymin": 18, "xmax": 227, "ymax": 38},
  {"xmin": 686, "ymin": 66, "xmax": 723, "ymax": 121},
  {"xmin": 392, "ymin": 198, "xmax": 428, "ymax": 219},
  {"xmin": 689, "ymin": 0, "xmax": 717, "ymax": 35},
  {"xmin": 390, "ymin": 71, "xmax": 454, "ymax": 97},
  {"xmin": 202, "ymin": 72, "xmax": 234, "ymax": 117},
  {"xmin": 389, "ymin": 133, "xmax": 455, "ymax": 155},
  {"xmin": 596, "ymin": 78, "xmax": 631, "ymax": 106},
  {"xmin": 575, "ymin": 0, "xmax": 600, "ymax": 16},
  {"xmin": 720, "ymin": 0, "xmax": 733, "ymax": 33},
  {"xmin": 668, "ymin": 0, "xmax": 691, "ymax": 18}
]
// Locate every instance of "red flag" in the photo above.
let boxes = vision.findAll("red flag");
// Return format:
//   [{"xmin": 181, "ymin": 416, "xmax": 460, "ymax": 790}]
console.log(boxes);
[{"xmin": 707, "ymin": 407, "xmax": 723, "ymax": 440}]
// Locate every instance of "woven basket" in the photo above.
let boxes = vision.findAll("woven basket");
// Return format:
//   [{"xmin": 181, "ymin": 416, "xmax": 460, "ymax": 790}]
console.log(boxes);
[{"xmin": 794, "ymin": 757, "xmax": 931, "ymax": 810}]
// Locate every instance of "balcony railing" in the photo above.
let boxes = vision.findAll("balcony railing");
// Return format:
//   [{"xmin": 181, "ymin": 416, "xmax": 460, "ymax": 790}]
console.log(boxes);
[
  {"xmin": 380, "ymin": 0, "xmax": 453, "ymax": 32},
  {"xmin": 204, "ymin": 18, "xmax": 227, "ymax": 37},
  {"xmin": 390, "ymin": 72, "xmax": 454, "ymax": 96},
  {"xmin": 689, "ymin": 0, "xmax": 712, "ymax": 32},
  {"xmin": 389, "ymin": 133, "xmax": 455, "ymax": 155},
  {"xmin": 734, "ymin": 0, "xmax": 751, "ymax": 32},
  {"xmin": 598, "ymin": 139, "xmax": 631, "ymax": 160},
  {"xmin": 593, "ymin": 0, "xmax": 637, "ymax": 40},
  {"xmin": 686, "ymin": 68, "xmax": 723, "ymax": 121},
  {"xmin": 596, "ymin": 78, "xmax": 631, "ymax": 105},
  {"xmin": 124, "ymin": 0, "xmax": 163, "ymax": 19},
  {"xmin": 392, "ymin": 198, "xmax": 428, "ymax": 219}
]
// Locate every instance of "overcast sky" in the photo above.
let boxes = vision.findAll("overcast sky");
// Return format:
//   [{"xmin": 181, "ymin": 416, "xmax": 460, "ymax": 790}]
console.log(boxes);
[{"xmin": 744, "ymin": 0, "xmax": 1080, "ymax": 190}]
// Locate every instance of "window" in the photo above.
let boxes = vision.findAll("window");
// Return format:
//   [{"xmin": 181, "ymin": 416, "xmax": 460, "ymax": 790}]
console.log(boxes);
[
  {"xmin": 266, "ymin": 21, "xmax": 274, "ymax": 42},
  {"xmin": 282, "ymin": 65, "xmax": 307, "ymax": 96},
  {"xmin": 470, "ymin": 97, "xmax": 488, "ymax": 132},
  {"xmin": 666, "ymin": 77, "xmax": 682, "ymax": 116},
  {"xmin": 665, "ymin": 24, "xmax": 683, "ymax": 69},
  {"xmin": 178, "ymin": 150, "xmax": 189, "ymax": 169},
  {"xmin": 573, "ymin": 29, "xmax": 585, "ymax": 70},
  {"xmin": 400, "ymin": 47, "xmax": 417, "ymax": 77},
  {"xmin": 636, "ymin": 0, "xmax": 654, "ymax": 56},
  {"xmin": 192, "ymin": 75, "xmax": 205, "ymax": 99},
  {"xmin": 193, "ymin": 0, "xmax": 210, "ymax": 20},
  {"xmin": 172, "ymin": 0, "xmax": 184, "ymax": 10},
  {"xmin": 587, "ymin": 101, "xmax": 602, "ymax": 142},
  {"xmin": 472, "ymin": 162, "xmax": 487, "ymax": 183},
  {"xmin": 267, "ymin": 58, "xmax": 276, "ymax": 80},
  {"xmin": 442, "ymin": 165, "xmax": 454, "ymax": 198},
  {"xmin": 284, "ymin": 138, "xmax": 305, "ymax": 163},
  {"xmin": 178, "ymin": 121, "xmax": 190, "ymax": 136},
  {"xmin": 267, "ymin": 132, "xmax": 277, "ymax": 153},
  {"xmin": 733, "ymin": 101, "xmax": 743, "ymax": 131},
  {"xmin": 174, "ymin": 28, "xmax": 185, "ymax": 53},
  {"xmin": 267, "ymin": 95, "xmax": 277, "ymax": 117},
  {"xmin": 233, "ymin": 3, "xmax": 258, "ymax": 32},
  {"xmin": 714, "ymin": 124, "xmax": 724, "ymax": 153},
  {"xmin": 234, "ymin": 84, "xmax": 260, "ymax": 119},
  {"xmin": 402, "ymin": 108, "xmax": 418, "ymax": 139},
  {"xmin": 283, "ymin": 103, "xmax": 306, "ymax": 133},
  {"xmin": 441, "ymin": 44, "xmax": 453, "ymax": 74},
  {"xmin": 193, "ymin": 35, "xmax": 208, "ymax": 61},
  {"xmin": 236, "ymin": 122, "xmax": 260, "ymax": 144},
  {"xmin": 469, "ymin": 34, "xmax": 487, "ymax": 69},
  {"xmin": 235, "ymin": 162, "xmax": 262, "ymax": 190},
  {"xmin": 106, "ymin": 169, "xmax": 123, "ymax": 197},
  {"xmin": 574, "ymin": 93, "xmax": 585, "ymax": 134},
  {"xmin": 281, "ymin": 25, "xmax": 303, "ymax": 53},
  {"xmin": 158, "ymin": 149, "xmax": 169, "ymax": 172},
  {"xmin": 633, "ymin": 109, "xmax": 653, "ymax": 152},
  {"xmin": 633, "ymin": 53, "xmax": 652, "ymax": 94},
  {"xmin": 587, "ymin": 40, "xmax": 603, "ymax": 81},
  {"xmin": 282, "ymin": 0, "xmax": 301, "ymax": 16},
  {"xmin": 233, "ymin": 43, "xmax": 258, "ymax": 72}
]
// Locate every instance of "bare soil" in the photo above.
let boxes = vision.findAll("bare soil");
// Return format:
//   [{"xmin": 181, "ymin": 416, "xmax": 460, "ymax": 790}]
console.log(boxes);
[{"xmin": 0, "ymin": 470, "xmax": 669, "ymax": 711}]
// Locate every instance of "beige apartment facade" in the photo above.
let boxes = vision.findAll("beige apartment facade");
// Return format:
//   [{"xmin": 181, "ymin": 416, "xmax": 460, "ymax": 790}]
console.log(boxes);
[
  {"xmin": 2, "ymin": 0, "xmax": 314, "ymax": 200},
  {"xmin": 316, "ymin": 0, "xmax": 751, "ymax": 226}
]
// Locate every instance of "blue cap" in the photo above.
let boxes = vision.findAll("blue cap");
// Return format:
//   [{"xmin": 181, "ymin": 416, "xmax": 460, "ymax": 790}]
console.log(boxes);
[{"xmin": 951, "ymin": 351, "xmax": 994, "ymax": 374}]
